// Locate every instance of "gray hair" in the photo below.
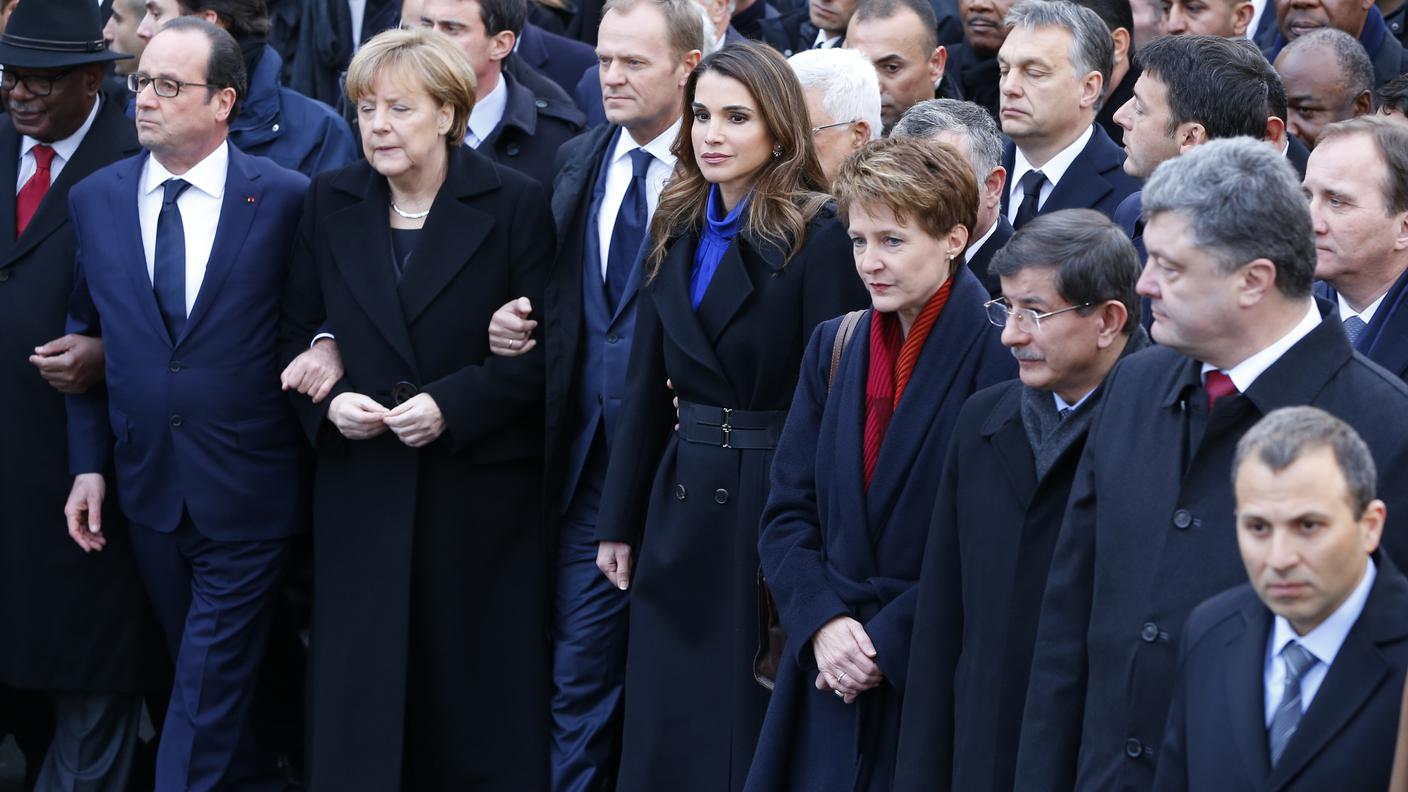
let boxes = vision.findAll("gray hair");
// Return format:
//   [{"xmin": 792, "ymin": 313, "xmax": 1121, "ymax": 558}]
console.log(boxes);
[
  {"xmin": 1005, "ymin": 0, "xmax": 1114, "ymax": 110},
  {"xmin": 1281, "ymin": 27, "xmax": 1375, "ymax": 105},
  {"xmin": 1141, "ymin": 137, "xmax": 1315, "ymax": 298},
  {"xmin": 1234, "ymin": 406, "xmax": 1377, "ymax": 518},
  {"xmin": 988, "ymin": 208, "xmax": 1142, "ymax": 332},
  {"xmin": 694, "ymin": 1, "xmax": 721, "ymax": 54},
  {"xmin": 892, "ymin": 98, "xmax": 1005, "ymax": 182},
  {"xmin": 787, "ymin": 47, "xmax": 883, "ymax": 141}
]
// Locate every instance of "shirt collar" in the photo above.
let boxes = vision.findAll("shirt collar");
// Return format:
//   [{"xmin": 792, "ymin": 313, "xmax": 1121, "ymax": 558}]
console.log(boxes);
[
  {"xmin": 22, "ymin": 93, "xmax": 101, "ymax": 166},
  {"xmin": 812, "ymin": 28, "xmax": 842, "ymax": 48},
  {"xmin": 1011, "ymin": 123, "xmax": 1094, "ymax": 194},
  {"xmin": 964, "ymin": 218, "xmax": 1000, "ymax": 264},
  {"xmin": 611, "ymin": 116, "xmax": 681, "ymax": 170},
  {"xmin": 1053, "ymin": 389, "xmax": 1094, "ymax": 413},
  {"xmin": 142, "ymin": 140, "xmax": 229, "ymax": 200},
  {"xmin": 1270, "ymin": 556, "xmax": 1377, "ymax": 668},
  {"xmin": 467, "ymin": 75, "xmax": 509, "ymax": 146},
  {"xmin": 1200, "ymin": 300, "xmax": 1321, "ymax": 393},
  {"xmin": 1338, "ymin": 290, "xmax": 1388, "ymax": 325}
]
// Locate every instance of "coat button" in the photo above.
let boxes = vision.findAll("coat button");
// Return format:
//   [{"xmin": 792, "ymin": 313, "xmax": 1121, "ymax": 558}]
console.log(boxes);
[
  {"xmin": 1140, "ymin": 622, "xmax": 1159, "ymax": 642},
  {"xmin": 0, "ymin": 269, "xmax": 10, "ymax": 282},
  {"xmin": 535, "ymin": 98, "xmax": 548, "ymax": 109},
  {"xmin": 272, "ymin": 123, "xmax": 280, "ymax": 132},
  {"xmin": 169, "ymin": 360, "xmax": 182, "ymax": 372},
  {"xmin": 714, "ymin": 488, "xmax": 729, "ymax": 504},
  {"xmin": 506, "ymin": 143, "xmax": 521, "ymax": 156},
  {"xmin": 1172, "ymin": 509, "xmax": 1193, "ymax": 530},
  {"xmin": 1125, "ymin": 738, "xmax": 1143, "ymax": 758},
  {"xmin": 607, "ymin": 332, "xmax": 619, "ymax": 343},
  {"xmin": 674, "ymin": 484, "xmax": 687, "ymax": 501},
  {"xmin": 170, "ymin": 415, "xmax": 183, "ymax": 427}
]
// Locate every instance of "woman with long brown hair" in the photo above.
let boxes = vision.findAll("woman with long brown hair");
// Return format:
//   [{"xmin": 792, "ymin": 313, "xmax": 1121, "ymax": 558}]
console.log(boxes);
[{"xmin": 593, "ymin": 41, "xmax": 868, "ymax": 792}]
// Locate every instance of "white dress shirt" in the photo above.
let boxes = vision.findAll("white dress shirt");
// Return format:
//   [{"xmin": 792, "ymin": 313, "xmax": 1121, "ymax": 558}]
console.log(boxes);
[
  {"xmin": 964, "ymin": 218, "xmax": 1000, "ymax": 265},
  {"xmin": 1007, "ymin": 124, "xmax": 1094, "ymax": 225},
  {"xmin": 466, "ymin": 76, "xmax": 508, "ymax": 149},
  {"xmin": 812, "ymin": 29, "xmax": 842, "ymax": 48},
  {"xmin": 596, "ymin": 118, "xmax": 680, "ymax": 278},
  {"xmin": 1338, "ymin": 291, "xmax": 1387, "ymax": 325},
  {"xmin": 1200, "ymin": 300, "xmax": 1322, "ymax": 393},
  {"xmin": 1053, "ymin": 389, "xmax": 1094, "ymax": 414},
  {"xmin": 17, "ymin": 94, "xmax": 101, "ymax": 192},
  {"xmin": 1248, "ymin": 0, "xmax": 1269, "ymax": 43},
  {"xmin": 138, "ymin": 142, "xmax": 229, "ymax": 316},
  {"xmin": 1264, "ymin": 557, "xmax": 1377, "ymax": 726}
]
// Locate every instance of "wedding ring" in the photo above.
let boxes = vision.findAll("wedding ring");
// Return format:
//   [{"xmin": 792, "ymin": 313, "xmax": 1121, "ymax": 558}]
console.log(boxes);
[
  {"xmin": 837, "ymin": 671, "xmax": 848, "ymax": 682},
  {"xmin": 835, "ymin": 690, "xmax": 845, "ymax": 699}
]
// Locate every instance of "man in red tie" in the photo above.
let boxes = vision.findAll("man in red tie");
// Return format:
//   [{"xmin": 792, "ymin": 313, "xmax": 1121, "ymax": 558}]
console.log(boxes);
[
  {"xmin": 1014, "ymin": 137, "xmax": 1408, "ymax": 790},
  {"xmin": 0, "ymin": 0, "xmax": 166, "ymax": 788}
]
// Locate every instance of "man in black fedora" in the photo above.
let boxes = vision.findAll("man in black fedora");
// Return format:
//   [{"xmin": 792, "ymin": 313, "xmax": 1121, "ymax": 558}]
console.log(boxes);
[{"xmin": 0, "ymin": 0, "xmax": 167, "ymax": 789}]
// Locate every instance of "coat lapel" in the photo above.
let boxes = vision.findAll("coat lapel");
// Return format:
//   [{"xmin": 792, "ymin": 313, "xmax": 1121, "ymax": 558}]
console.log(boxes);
[
  {"xmin": 982, "ymin": 388, "xmax": 1037, "ymax": 511},
  {"xmin": 694, "ymin": 236, "xmax": 756, "ymax": 344},
  {"xmin": 1043, "ymin": 125, "xmax": 1116, "ymax": 214},
  {"xmin": 0, "ymin": 121, "xmax": 19, "ymax": 248},
  {"xmin": 651, "ymin": 230, "xmax": 730, "ymax": 380},
  {"xmin": 1361, "ymin": 267, "xmax": 1408, "ymax": 377},
  {"xmin": 1223, "ymin": 602, "xmax": 1274, "ymax": 784},
  {"xmin": 396, "ymin": 150, "xmax": 497, "ymax": 325},
  {"xmin": 111, "ymin": 153, "xmax": 170, "ymax": 345},
  {"xmin": 326, "ymin": 164, "xmax": 419, "ymax": 376},
  {"xmin": 179, "ymin": 147, "xmax": 260, "ymax": 345}
]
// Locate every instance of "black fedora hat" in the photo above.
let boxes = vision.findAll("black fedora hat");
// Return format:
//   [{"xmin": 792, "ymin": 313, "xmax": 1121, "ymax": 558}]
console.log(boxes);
[{"xmin": 0, "ymin": 0, "xmax": 132, "ymax": 69}]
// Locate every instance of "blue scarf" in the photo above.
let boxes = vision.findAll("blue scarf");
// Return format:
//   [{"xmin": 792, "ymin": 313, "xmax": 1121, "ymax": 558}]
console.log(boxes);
[{"xmin": 690, "ymin": 184, "xmax": 748, "ymax": 310}]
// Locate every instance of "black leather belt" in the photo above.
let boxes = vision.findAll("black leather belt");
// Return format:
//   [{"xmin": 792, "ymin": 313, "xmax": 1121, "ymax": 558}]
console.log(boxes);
[{"xmin": 677, "ymin": 400, "xmax": 786, "ymax": 450}]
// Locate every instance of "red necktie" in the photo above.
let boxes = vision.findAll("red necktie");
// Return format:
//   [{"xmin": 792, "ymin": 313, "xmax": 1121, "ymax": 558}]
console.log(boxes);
[
  {"xmin": 16, "ymin": 144, "xmax": 55, "ymax": 237},
  {"xmin": 1205, "ymin": 370, "xmax": 1238, "ymax": 412}
]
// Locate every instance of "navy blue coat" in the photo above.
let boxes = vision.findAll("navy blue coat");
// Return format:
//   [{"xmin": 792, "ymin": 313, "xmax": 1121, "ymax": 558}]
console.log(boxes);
[
  {"xmin": 231, "ymin": 46, "xmax": 358, "ymax": 177},
  {"xmin": 66, "ymin": 146, "xmax": 310, "ymax": 542},
  {"xmin": 1154, "ymin": 556, "xmax": 1408, "ymax": 792},
  {"xmin": 1316, "ymin": 268, "xmax": 1408, "ymax": 382},
  {"xmin": 1014, "ymin": 303, "xmax": 1408, "ymax": 791},
  {"xmin": 745, "ymin": 267, "xmax": 1015, "ymax": 792},
  {"xmin": 1000, "ymin": 123, "xmax": 1141, "ymax": 223}
]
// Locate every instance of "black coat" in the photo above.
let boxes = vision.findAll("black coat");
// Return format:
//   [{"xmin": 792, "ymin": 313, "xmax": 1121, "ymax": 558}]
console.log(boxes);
[
  {"xmin": 893, "ymin": 378, "xmax": 1090, "ymax": 792},
  {"xmin": 280, "ymin": 146, "xmax": 555, "ymax": 791},
  {"xmin": 1317, "ymin": 269, "xmax": 1408, "ymax": 382},
  {"xmin": 966, "ymin": 217, "xmax": 1013, "ymax": 297},
  {"xmin": 1154, "ymin": 556, "xmax": 1408, "ymax": 792},
  {"xmin": 1096, "ymin": 62, "xmax": 1138, "ymax": 147},
  {"xmin": 0, "ymin": 97, "xmax": 165, "ymax": 693},
  {"xmin": 1000, "ymin": 123, "xmax": 1142, "ymax": 223},
  {"xmin": 480, "ymin": 68, "xmax": 585, "ymax": 199},
  {"xmin": 595, "ymin": 207, "xmax": 869, "ymax": 792},
  {"xmin": 1014, "ymin": 303, "xmax": 1408, "ymax": 791},
  {"xmin": 745, "ymin": 270, "xmax": 1015, "ymax": 792}
]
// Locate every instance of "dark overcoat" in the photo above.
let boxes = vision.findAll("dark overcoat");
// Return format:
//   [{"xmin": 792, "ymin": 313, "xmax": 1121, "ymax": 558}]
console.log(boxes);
[
  {"xmin": 595, "ymin": 206, "xmax": 869, "ymax": 792},
  {"xmin": 0, "ymin": 98, "xmax": 166, "ymax": 692},
  {"xmin": 1014, "ymin": 303, "xmax": 1408, "ymax": 791},
  {"xmin": 1154, "ymin": 556, "xmax": 1408, "ymax": 792},
  {"xmin": 280, "ymin": 146, "xmax": 555, "ymax": 791},
  {"xmin": 744, "ymin": 268, "xmax": 1014, "ymax": 792},
  {"xmin": 1317, "ymin": 269, "xmax": 1408, "ymax": 381}
]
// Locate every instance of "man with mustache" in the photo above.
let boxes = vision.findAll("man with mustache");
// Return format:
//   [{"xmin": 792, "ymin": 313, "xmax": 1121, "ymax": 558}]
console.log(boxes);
[
  {"xmin": 1154, "ymin": 407, "xmax": 1408, "ymax": 792},
  {"xmin": 894, "ymin": 209, "xmax": 1150, "ymax": 792},
  {"xmin": 1270, "ymin": 0, "xmax": 1408, "ymax": 87},
  {"xmin": 944, "ymin": 0, "xmax": 1017, "ymax": 118}
]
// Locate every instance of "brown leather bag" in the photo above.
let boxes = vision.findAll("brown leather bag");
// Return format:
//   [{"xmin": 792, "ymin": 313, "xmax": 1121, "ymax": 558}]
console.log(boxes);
[{"xmin": 753, "ymin": 310, "xmax": 866, "ymax": 691}]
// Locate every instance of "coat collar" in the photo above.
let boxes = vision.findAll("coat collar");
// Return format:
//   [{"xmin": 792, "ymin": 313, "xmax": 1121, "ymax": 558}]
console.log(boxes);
[
  {"xmin": 483, "ymin": 69, "xmax": 538, "ymax": 146},
  {"xmin": 230, "ymin": 45, "xmax": 284, "ymax": 145}
]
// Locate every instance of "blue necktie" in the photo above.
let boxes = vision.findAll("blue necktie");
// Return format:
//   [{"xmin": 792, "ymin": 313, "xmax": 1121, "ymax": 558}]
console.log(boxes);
[
  {"xmin": 605, "ymin": 148, "xmax": 652, "ymax": 313},
  {"xmin": 154, "ymin": 178, "xmax": 191, "ymax": 341},
  {"xmin": 1344, "ymin": 315, "xmax": 1368, "ymax": 346},
  {"xmin": 1268, "ymin": 641, "xmax": 1317, "ymax": 765}
]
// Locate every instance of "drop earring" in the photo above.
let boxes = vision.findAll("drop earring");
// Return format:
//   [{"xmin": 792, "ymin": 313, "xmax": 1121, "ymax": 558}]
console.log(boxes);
[{"xmin": 772, "ymin": 145, "xmax": 783, "ymax": 159}]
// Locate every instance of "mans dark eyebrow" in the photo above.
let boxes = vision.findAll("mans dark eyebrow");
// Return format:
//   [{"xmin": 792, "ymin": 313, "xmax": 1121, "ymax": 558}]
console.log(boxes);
[{"xmin": 873, "ymin": 53, "xmax": 904, "ymax": 65}]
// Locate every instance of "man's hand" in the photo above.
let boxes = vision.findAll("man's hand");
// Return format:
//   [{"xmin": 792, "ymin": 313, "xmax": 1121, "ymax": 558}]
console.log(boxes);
[
  {"xmin": 281, "ymin": 338, "xmax": 344, "ymax": 403},
  {"xmin": 29, "ymin": 334, "xmax": 104, "ymax": 394},
  {"xmin": 596, "ymin": 541, "xmax": 632, "ymax": 590},
  {"xmin": 488, "ymin": 297, "xmax": 537, "ymax": 357},
  {"xmin": 811, "ymin": 616, "xmax": 883, "ymax": 703},
  {"xmin": 64, "ymin": 473, "xmax": 107, "ymax": 553},
  {"xmin": 383, "ymin": 392, "xmax": 446, "ymax": 447},
  {"xmin": 327, "ymin": 392, "xmax": 389, "ymax": 440}
]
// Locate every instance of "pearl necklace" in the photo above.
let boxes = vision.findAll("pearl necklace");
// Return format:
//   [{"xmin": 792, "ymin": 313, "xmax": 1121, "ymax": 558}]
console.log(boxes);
[{"xmin": 390, "ymin": 201, "xmax": 430, "ymax": 220}]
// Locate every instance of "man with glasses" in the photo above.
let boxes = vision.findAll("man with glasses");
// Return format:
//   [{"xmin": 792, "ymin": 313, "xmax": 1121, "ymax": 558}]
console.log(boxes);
[
  {"xmin": 63, "ymin": 17, "xmax": 309, "ymax": 791},
  {"xmin": 788, "ymin": 47, "xmax": 881, "ymax": 183},
  {"xmin": 894, "ymin": 208, "xmax": 1149, "ymax": 792},
  {"xmin": 0, "ymin": 0, "xmax": 168, "ymax": 789}
]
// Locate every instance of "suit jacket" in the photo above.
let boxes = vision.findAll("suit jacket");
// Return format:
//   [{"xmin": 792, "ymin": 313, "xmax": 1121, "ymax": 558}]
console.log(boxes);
[
  {"xmin": 1287, "ymin": 136, "xmax": 1310, "ymax": 178},
  {"xmin": 1154, "ymin": 556, "xmax": 1408, "ymax": 792},
  {"xmin": 1000, "ymin": 123, "xmax": 1141, "ymax": 223},
  {"xmin": 1014, "ymin": 302, "xmax": 1408, "ymax": 791},
  {"xmin": 967, "ymin": 216, "xmax": 1013, "ymax": 297},
  {"xmin": 516, "ymin": 23, "xmax": 598, "ymax": 108},
  {"xmin": 66, "ymin": 145, "xmax": 310, "ymax": 542},
  {"xmin": 1316, "ymin": 269, "xmax": 1408, "ymax": 381},
  {"xmin": 0, "ymin": 97, "xmax": 165, "ymax": 692},
  {"xmin": 480, "ymin": 68, "xmax": 586, "ymax": 199},
  {"xmin": 758, "ymin": 7, "xmax": 836, "ymax": 56}
]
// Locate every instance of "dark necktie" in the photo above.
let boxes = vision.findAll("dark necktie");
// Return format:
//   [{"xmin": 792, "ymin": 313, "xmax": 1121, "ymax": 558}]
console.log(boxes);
[
  {"xmin": 1268, "ymin": 641, "xmax": 1317, "ymax": 765},
  {"xmin": 154, "ymin": 178, "xmax": 192, "ymax": 341},
  {"xmin": 1205, "ymin": 369, "xmax": 1238, "ymax": 413},
  {"xmin": 16, "ymin": 143, "xmax": 54, "ymax": 237},
  {"xmin": 605, "ymin": 148, "xmax": 652, "ymax": 313},
  {"xmin": 1058, "ymin": 406, "xmax": 1073, "ymax": 421},
  {"xmin": 1343, "ymin": 315, "xmax": 1368, "ymax": 346},
  {"xmin": 1012, "ymin": 169, "xmax": 1047, "ymax": 230}
]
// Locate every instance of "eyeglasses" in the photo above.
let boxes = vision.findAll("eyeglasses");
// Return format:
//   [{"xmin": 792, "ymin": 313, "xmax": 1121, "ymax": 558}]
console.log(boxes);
[
  {"xmin": 984, "ymin": 297, "xmax": 1093, "ymax": 332},
  {"xmin": 810, "ymin": 120, "xmax": 855, "ymax": 137},
  {"xmin": 127, "ymin": 72, "xmax": 216, "ymax": 99},
  {"xmin": 0, "ymin": 67, "xmax": 78, "ymax": 97}
]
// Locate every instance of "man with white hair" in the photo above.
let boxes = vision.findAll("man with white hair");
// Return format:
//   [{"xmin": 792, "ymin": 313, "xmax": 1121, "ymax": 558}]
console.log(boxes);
[{"xmin": 787, "ymin": 47, "xmax": 881, "ymax": 182}]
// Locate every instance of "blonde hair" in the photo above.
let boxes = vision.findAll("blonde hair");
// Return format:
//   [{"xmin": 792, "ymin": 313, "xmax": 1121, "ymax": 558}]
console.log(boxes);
[{"xmin": 345, "ymin": 27, "xmax": 477, "ymax": 148}]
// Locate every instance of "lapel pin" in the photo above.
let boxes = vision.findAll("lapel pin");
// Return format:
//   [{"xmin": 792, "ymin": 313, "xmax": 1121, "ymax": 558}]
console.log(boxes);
[{"xmin": 246, "ymin": 196, "xmax": 255, "ymax": 204}]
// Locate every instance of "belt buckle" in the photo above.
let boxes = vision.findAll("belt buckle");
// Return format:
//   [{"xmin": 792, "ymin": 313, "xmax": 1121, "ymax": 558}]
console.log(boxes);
[{"xmin": 721, "ymin": 408, "xmax": 732, "ymax": 449}]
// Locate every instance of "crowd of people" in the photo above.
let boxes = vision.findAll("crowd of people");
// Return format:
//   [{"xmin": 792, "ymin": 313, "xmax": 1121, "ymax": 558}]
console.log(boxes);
[{"xmin": 2, "ymin": 0, "xmax": 1408, "ymax": 788}]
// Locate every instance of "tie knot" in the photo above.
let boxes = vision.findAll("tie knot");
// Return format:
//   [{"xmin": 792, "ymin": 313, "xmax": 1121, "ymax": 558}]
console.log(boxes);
[
  {"xmin": 1282, "ymin": 641, "xmax": 1316, "ymax": 680},
  {"xmin": 628, "ymin": 148, "xmax": 653, "ymax": 179},
  {"xmin": 1019, "ymin": 169, "xmax": 1047, "ymax": 193},
  {"xmin": 30, "ymin": 144, "xmax": 55, "ymax": 169},
  {"xmin": 162, "ymin": 178, "xmax": 191, "ymax": 207},
  {"xmin": 1205, "ymin": 369, "xmax": 1238, "ymax": 400},
  {"xmin": 1344, "ymin": 314, "xmax": 1368, "ymax": 344}
]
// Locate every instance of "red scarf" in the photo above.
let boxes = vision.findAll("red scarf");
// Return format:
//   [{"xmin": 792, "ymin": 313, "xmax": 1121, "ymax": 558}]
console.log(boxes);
[{"xmin": 862, "ymin": 277, "xmax": 954, "ymax": 490}]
